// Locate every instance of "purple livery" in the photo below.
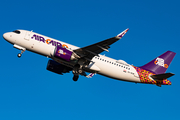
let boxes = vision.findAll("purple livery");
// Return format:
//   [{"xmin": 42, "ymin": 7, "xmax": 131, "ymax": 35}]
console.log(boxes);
[
  {"xmin": 140, "ymin": 51, "xmax": 176, "ymax": 74},
  {"xmin": 54, "ymin": 45, "xmax": 73, "ymax": 61}
]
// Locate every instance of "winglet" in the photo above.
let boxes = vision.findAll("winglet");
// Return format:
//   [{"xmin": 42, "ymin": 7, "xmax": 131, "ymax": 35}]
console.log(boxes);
[
  {"xmin": 86, "ymin": 73, "xmax": 96, "ymax": 78},
  {"xmin": 116, "ymin": 28, "xmax": 129, "ymax": 39}
]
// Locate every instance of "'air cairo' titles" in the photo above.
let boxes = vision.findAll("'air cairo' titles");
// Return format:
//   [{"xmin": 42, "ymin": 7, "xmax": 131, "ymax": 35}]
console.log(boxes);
[{"xmin": 31, "ymin": 34, "xmax": 67, "ymax": 47}]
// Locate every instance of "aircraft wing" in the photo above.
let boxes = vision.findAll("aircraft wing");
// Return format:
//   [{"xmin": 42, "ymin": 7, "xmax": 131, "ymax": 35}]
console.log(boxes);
[{"xmin": 74, "ymin": 28, "xmax": 129, "ymax": 60}]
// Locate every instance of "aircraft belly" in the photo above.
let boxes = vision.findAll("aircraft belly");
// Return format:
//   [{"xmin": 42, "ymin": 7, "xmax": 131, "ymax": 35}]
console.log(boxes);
[{"xmin": 87, "ymin": 62, "xmax": 100, "ymax": 71}]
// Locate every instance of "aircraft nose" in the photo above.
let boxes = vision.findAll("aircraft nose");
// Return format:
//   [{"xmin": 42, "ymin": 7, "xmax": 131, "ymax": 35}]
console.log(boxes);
[
  {"xmin": 3, "ymin": 32, "xmax": 14, "ymax": 44},
  {"xmin": 3, "ymin": 33, "xmax": 6, "ymax": 39},
  {"xmin": 3, "ymin": 32, "xmax": 11, "ymax": 41}
]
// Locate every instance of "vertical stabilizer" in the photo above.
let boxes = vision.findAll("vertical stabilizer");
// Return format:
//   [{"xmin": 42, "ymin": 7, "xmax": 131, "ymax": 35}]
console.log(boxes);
[{"xmin": 140, "ymin": 51, "xmax": 176, "ymax": 74}]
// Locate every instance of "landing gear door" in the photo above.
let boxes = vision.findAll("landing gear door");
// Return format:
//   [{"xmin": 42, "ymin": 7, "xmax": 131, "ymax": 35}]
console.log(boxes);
[{"xmin": 24, "ymin": 31, "xmax": 32, "ymax": 40}]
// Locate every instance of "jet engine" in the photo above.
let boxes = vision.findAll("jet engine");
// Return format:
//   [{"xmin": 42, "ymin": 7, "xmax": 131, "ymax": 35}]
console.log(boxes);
[
  {"xmin": 53, "ymin": 45, "xmax": 79, "ymax": 61},
  {"xmin": 46, "ymin": 60, "xmax": 72, "ymax": 75}
]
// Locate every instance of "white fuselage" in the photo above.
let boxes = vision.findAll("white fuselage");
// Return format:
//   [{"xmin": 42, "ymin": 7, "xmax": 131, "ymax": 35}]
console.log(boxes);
[{"xmin": 3, "ymin": 30, "xmax": 141, "ymax": 83}]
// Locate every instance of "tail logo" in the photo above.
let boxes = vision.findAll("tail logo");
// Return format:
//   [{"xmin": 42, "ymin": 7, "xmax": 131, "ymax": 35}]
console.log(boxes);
[{"xmin": 154, "ymin": 57, "xmax": 168, "ymax": 68}]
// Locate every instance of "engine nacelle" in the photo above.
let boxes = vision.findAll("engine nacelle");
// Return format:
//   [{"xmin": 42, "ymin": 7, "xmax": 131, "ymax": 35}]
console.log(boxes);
[
  {"xmin": 46, "ymin": 60, "xmax": 72, "ymax": 75},
  {"xmin": 53, "ymin": 45, "xmax": 79, "ymax": 61}
]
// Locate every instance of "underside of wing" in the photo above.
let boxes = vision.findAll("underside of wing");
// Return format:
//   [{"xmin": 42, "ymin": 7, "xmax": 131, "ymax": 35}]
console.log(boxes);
[{"xmin": 73, "ymin": 28, "xmax": 129, "ymax": 60}]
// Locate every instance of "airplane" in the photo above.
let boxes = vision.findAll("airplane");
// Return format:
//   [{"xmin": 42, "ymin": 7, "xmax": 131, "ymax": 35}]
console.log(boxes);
[{"xmin": 3, "ymin": 28, "xmax": 176, "ymax": 87}]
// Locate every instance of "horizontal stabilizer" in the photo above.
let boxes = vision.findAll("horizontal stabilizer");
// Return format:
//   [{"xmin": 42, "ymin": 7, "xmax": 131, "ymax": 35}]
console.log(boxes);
[{"xmin": 151, "ymin": 73, "xmax": 175, "ymax": 80}]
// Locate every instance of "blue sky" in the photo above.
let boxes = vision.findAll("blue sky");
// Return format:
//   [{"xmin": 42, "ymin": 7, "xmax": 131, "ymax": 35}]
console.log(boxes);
[{"xmin": 0, "ymin": 0, "xmax": 180, "ymax": 119}]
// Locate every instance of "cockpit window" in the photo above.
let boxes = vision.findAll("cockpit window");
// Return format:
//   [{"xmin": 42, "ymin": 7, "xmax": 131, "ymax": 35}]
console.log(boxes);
[{"xmin": 13, "ymin": 30, "xmax": 21, "ymax": 34}]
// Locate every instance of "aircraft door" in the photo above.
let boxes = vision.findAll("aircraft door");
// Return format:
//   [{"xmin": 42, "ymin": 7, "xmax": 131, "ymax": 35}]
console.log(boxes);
[{"xmin": 24, "ymin": 31, "xmax": 32, "ymax": 40}]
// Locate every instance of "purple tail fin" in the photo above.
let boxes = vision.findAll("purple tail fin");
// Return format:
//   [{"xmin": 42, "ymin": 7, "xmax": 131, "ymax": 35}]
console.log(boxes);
[{"xmin": 140, "ymin": 51, "xmax": 176, "ymax": 74}]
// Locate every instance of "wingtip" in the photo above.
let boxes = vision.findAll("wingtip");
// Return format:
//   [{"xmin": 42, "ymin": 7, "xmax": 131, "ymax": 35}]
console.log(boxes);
[{"xmin": 116, "ymin": 28, "xmax": 129, "ymax": 39}]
